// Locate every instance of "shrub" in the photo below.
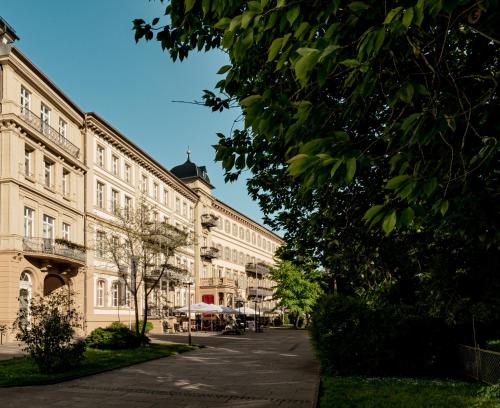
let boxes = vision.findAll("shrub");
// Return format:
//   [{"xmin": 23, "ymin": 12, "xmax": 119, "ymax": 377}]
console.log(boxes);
[
  {"xmin": 309, "ymin": 294, "xmax": 454, "ymax": 376},
  {"xmin": 86, "ymin": 322, "xmax": 149, "ymax": 349},
  {"xmin": 14, "ymin": 291, "xmax": 85, "ymax": 374},
  {"xmin": 484, "ymin": 339, "xmax": 500, "ymax": 352}
]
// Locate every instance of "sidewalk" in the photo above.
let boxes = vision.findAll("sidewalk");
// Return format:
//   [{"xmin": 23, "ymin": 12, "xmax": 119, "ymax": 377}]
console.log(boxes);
[{"xmin": 0, "ymin": 329, "xmax": 319, "ymax": 407}]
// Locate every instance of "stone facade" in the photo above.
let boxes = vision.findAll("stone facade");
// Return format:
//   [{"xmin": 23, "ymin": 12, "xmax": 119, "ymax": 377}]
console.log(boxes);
[{"xmin": 0, "ymin": 25, "xmax": 282, "ymax": 340}]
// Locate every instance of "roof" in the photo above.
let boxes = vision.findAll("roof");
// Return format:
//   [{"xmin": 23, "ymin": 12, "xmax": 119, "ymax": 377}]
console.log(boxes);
[
  {"xmin": 0, "ymin": 17, "xmax": 20, "ymax": 41},
  {"xmin": 170, "ymin": 153, "xmax": 214, "ymax": 188}
]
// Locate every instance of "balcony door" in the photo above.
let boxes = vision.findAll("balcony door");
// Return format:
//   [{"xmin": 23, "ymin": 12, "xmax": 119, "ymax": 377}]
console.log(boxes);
[{"xmin": 42, "ymin": 214, "xmax": 55, "ymax": 251}]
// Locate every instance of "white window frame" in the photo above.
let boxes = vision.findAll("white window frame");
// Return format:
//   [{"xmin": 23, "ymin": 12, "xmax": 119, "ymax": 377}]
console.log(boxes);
[
  {"xmin": 96, "ymin": 181, "xmax": 105, "ymax": 209},
  {"xmin": 40, "ymin": 103, "xmax": 51, "ymax": 134},
  {"xmin": 59, "ymin": 118, "xmax": 67, "ymax": 138},
  {"xmin": 62, "ymin": 169, "xmax": 70, "ymax": 197},
  {"xmin": 62, "ymin": 222, "xmax": 70, "ymax": 240},
  {"xmin": 24, "ymin": 147, "xmax": 33, "ymax": 178},
  {"xmin": 96, "ymin": 280, "xmax": 105, "ymax": 307},
  {"xmin": 44, "ymin": 160, "xmax": 53, "ymax": 189},
  {"xmin": 23, "ymin": 207, "xmax": 34, "ymax": 238},
  {"xmin": 42, "ymin": 214, "xmax": 55, "ymax": 240},
  {"xmin": 96, "ymin": 145, "xmax": 105, "ymax": 167},
  {"xmin": 20, "ymin": 86, "xmax": 31, "ymax": 115},
  {"xmin": 112, "ymin": 154, "xmax": 119, "ymax": 176}
]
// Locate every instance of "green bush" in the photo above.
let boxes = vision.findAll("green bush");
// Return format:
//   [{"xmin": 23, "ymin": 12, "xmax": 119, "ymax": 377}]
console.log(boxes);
[
  {"xmin": 309, "ymin": 294, "xmax": 454, "ymax": 376},
  {"xmin": 14, "ymin": 291, "xmax": 85, "ymax": 374},
  {"xmin": 86, "ymin": 322, "xmax": 149, "ymax": 349},
  {"xmin": 484, "ymin": 339, "xmax": 500, "ymax": 352}
]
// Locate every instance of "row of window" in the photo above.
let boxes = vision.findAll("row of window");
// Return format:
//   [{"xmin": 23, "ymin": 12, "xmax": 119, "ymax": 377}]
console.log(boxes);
[
  {"xmin": 95, "ymin": 144, "xmax": 194, "ymax": 220},
  {"xmin": 212, "ymin": 243, "xmax": 268, "ymax": 268},
  {"xmin": 215, "ymin": 217, "xmax": 277, "ymax": 253},
  {"xmin": 24, "ymin": 145, "xmax": 72, "ymax": 196},
  {"xmin": 20, "ymin": 86, "xmax": 68, "ymax": 138},
  {"xmin": 95, "ymin": 279, "xmax": 128, "ymax": 307},
  {"xmin": 23, "ymin": 207, "xmax": 71, "ymax": 240}
]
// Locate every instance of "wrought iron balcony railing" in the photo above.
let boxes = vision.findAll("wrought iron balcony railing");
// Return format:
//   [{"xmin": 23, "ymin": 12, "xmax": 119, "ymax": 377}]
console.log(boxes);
[
  {"xmin": 18, "ymin": 108, "xmax": 80, "ymax": 159},
  {"xmin": 200, "ymin": 277, "xmax": 236, "ymax": 287},
  {"xmin": 22, "ymin": 237, "xmax": 86, "ymax": 263},
  {"xmin": 245, "ymin": 262, "xmax": 270, "ymax": 275},
  {"xmin": 201, "ymin": 213, "xmax": 219, "ymax": 228},
  {"xmin": 248, "ymin": 287, "xmax": 273, "ymax": 297},
  {"xmin": 200, "ymin": 246, "xmax": 220, "ymax": 260}
]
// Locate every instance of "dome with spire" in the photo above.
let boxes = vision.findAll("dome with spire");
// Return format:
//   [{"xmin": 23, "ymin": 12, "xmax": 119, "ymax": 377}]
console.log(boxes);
[{"xmin": 170, "ymin": 147, "xmax": 213, "ymax": 187}]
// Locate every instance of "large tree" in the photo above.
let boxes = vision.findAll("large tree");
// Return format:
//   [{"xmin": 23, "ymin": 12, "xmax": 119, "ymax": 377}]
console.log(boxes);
[
  {"xmin": 269, "ymin": 261, "xmax": 323, "ymax": 328},
  {"xmin": 91, "ymin": 198, "xmax": 188, "ymax": 338},
  {"xmin": 133, "ymin": 1, "xmax": 499, "ymax": 322}
]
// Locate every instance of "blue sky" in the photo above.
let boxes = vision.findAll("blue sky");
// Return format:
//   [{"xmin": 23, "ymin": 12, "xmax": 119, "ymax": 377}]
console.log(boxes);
[{"xmin": 2, "ymin": 1, "xmax": 271, "ymax": 228}]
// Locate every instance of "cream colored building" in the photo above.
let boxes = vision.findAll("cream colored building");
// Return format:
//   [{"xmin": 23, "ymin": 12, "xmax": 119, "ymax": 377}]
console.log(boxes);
[{"xmin": 0, "ymin": 19, "xmax": 283, "ymax": 340}]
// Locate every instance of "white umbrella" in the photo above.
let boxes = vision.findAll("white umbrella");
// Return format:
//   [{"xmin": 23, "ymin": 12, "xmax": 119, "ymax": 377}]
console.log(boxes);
[
  {"xmin": 236, "ymin": 306, "xmax": 257, "ymax": 315},
  {"xmin": 220, "ymin": 306, "xmax": 239, "ymax": 314},
  {"xmin": 176, "ymin": 302, "xmax": 222, "ymax": 313}
]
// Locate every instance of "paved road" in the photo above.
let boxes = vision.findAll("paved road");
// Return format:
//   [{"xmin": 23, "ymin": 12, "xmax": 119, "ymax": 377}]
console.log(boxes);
[{"xmin": 0, "ymin": 329, "xmax": 319, "ymax": 407}]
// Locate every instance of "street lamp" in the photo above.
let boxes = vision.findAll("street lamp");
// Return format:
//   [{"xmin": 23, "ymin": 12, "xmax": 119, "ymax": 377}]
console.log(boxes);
[{"xmin": 186, "ymin": 278, "xmax": 193, "ymax": 346}]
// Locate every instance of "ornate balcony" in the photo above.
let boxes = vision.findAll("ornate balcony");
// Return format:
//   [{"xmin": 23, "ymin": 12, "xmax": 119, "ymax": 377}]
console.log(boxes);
[
  {"xmin": 18, "ymin": 108, "xmax": 80, "ymax": 159},
  {"xmin": 201, "ymin": 213, "xmax": 219, "ymax": 229},
  {"xmin": 245, "ymin": 262, "xmax": 270, "ymax": 275},
  {"xmin": 200, "ymin": 246, "xmax": 219, "ymax": 261},
  {"xmin": 248, "ymin": 287, "xmax": 274, "ymax": 298},
  {"xmin": 23, "ymin": 237, "xmax": 86, "ymax": 265}
]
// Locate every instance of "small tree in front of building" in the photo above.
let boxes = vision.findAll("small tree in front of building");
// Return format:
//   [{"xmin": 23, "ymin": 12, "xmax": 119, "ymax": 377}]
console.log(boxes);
[
  {"xmin": 270, "ymin": 261, "xmax": 323, "ymax": 328},
  {"xmin": 14, "ymin": 290, "xmax": 85, "ymax": 373},
  {"xmin": 94, "ymin": 197, "xmax": 189, "ymax": 340}
]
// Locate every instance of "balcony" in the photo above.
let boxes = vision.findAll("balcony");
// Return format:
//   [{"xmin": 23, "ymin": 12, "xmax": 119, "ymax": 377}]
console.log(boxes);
[
  {"xmin": 200, "ymin": 246, "xmax": 219, "ymax": 261},
  {"xmin": 18, "ymin": 108, "xmax": 80, "ymax": 159},
  {"xmin": 200, "ymin": 277, "xmax": 236, "ymax": 288},
  {"xmin": 201, "ymin": 213, "xmax": 219, "ymax": 229},
  {"xmin": 23, "ymin": 237, "xmax": 86, "ymax": 265},
  {"xmin": 245, "ymin": 262, "xmax": 270, "ymax": 275},
  {"xmin": 248, "ymin": 287, "xmax": 274, "ymax": 297}
]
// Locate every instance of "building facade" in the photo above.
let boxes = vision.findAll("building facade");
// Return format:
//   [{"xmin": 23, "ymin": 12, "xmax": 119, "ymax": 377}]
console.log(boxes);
[{"xmin": 0, "ymin": 20, "xmax": 283, "ymax": 340}]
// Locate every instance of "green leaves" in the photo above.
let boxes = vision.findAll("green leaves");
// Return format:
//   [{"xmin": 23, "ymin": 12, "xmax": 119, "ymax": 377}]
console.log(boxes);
[
  {"xmin": 345, "ymin": 157, "xmax": 357, "ymax": 183},
  {"xmin": 184, "ymin": 0, "xmax": 196, "ymax": 13},
  {"xmin": 384, "ymin": 7, "xmax": 403, "ymax": 24},
  {"xmin": 382, "ymin": 210, "xmax": 397, "ymax": 235},
  {"xmin": 294, "ymin": 48, "xmax": 321, "ymax": 86}
]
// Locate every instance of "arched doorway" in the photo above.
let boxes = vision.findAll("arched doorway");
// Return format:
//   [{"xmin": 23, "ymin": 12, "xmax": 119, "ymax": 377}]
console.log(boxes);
[
  {"xmin": 43, "ymin": 274, "xmax": 66, "ymax": 296},
  {"xmin": 19, "ymin": 271, "xmax": 32, "ymax": 325}
]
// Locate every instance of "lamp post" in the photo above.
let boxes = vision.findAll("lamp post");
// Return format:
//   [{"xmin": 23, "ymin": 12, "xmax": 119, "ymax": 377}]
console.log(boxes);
[{"xmin": 187, "ymin": 279, "xmax": 192, "ymax": 346}]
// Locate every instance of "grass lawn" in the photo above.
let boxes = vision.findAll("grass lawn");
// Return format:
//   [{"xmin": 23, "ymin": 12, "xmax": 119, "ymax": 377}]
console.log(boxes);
[
  {"xmin": 320, "ymin": 376, "xmax": 499, "ymax": 407},
  {"xmin": 0, "ymin": 343, "xmax": 197, "ymax": 387}
]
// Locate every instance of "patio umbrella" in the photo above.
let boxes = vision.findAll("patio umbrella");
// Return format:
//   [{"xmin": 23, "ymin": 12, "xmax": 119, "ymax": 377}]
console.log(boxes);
[
  {"xmin": 220, "ymin": 306, "xmax": 239, "ymax": 314},
  {"xmin": 176, "ymin": 302, "xmax": 223, "ymax": 313},
  {"xmin": 236, "ymin": 306, "xmax": 257, "ymax": 315}
]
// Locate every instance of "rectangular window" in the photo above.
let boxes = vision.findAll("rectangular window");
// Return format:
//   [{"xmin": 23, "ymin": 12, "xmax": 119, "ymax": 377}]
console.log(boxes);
[
  {"xmin": 96, "ymin": 231, "xmax": 105, "ymax": 258},
  {"xmin": 189, "ymin": 206, "xmax": 194, "ymax": 221},
  {"xmin": 124, "ymin": 163, "xmax": 131, "ymax": 183},
  {"xmin": 62, "ymin": 222, "xmax": 70, "ymax": 240},
  {"xmin": 163, "ymin": 188, "xmax": 168, "ymax": 206},
  {"xmin": 96, "ymin": 145, "xmax": 105, "ymax": 167},
  {"xmin": 153, "ymin": 183, "xmax": 159, "ymax": 201},
  {"xmin": 182, "ymin": 202, "xmax": 187, "ymax": 217},
  {"xmin": 124, "ymin": 195, "xmax": 132, "ymax": 216},
  {"xmin": 141, "ymin": 175, "xmax": 148, "ymax": 193},
  {"xmin": 40, "ymin": 103, "xmax": 51, "ymax": 134},
  {"xmin": 96, "ymin": 181, "xmax": 105, "ymax": 208},
  {"xmin": 239, "ymin": 227, "xmax": 244, "ymax": 240},
  {"xmin": 20, "ymin": 86, "xmax": 31, "ymax": 115},
  {"xmin": 62, "ymin": 169, "xmax": 70, "ymax": 197},
  {"xmin": 111, "ymin": 189, "xmax": 119, "ymax": 214},
  {"xmin": 42, "ymin": 214, "xmax": 55, "ymax": 240},
  {"xmin": 175, "ymin": 197, "xmax": 180, "ymax": 214},
  {"xmin": 44, "ymin": 160, "xmax": 53, "ymax": 189},
  {"xmin": 24, "ymin": 146, "xmax": 33, "ymax": 178},
  {"xmin": 59, "ymin": 118, "xmax": 67, "ymax": 138},
  {"xmin": 112, "ymin": 155, "xmax": 119, "ymax": 176},
  {"xmin": 23, "ymin": 207, "xmax": 34, "ymax": 238}
]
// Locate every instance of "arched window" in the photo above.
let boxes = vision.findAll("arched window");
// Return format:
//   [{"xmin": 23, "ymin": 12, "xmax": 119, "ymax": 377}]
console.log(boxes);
[
  {"xmin": 96, "ymin": 280, "xmax": 105, "ymax": 307},
  {"xmin": 111, "ymin": 281, "xmax": 119, "ymax": 307},
  {"xmin": 19, "ymin": 272, "xmax": 32, "ymax": 325}
]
